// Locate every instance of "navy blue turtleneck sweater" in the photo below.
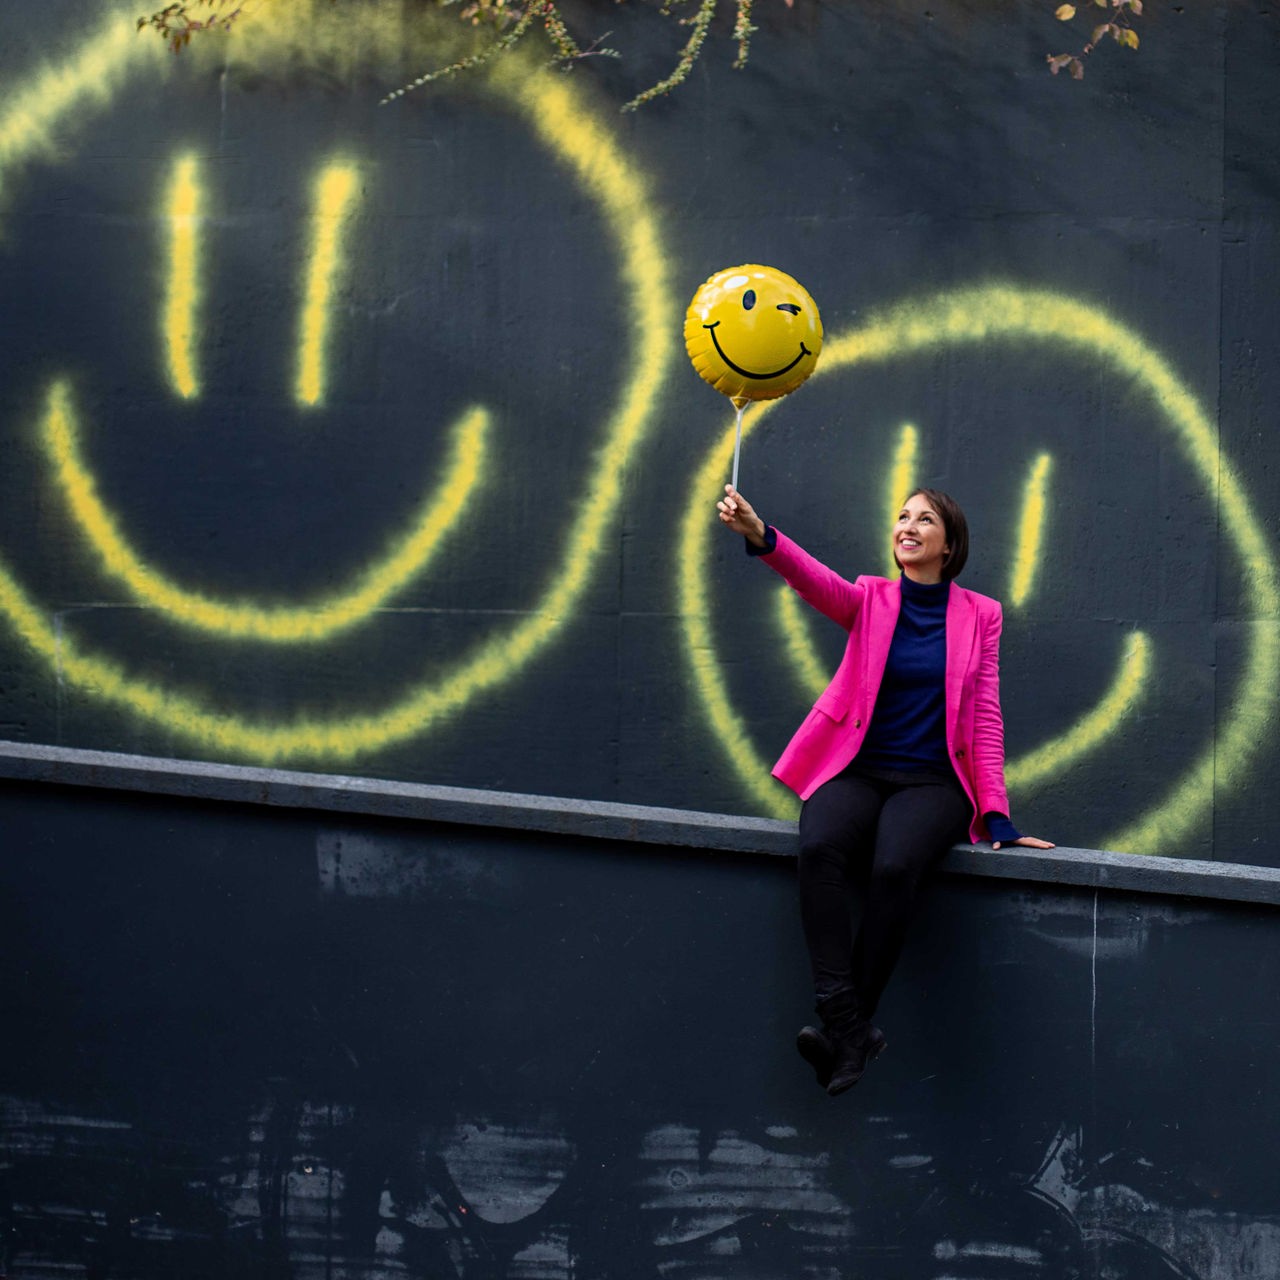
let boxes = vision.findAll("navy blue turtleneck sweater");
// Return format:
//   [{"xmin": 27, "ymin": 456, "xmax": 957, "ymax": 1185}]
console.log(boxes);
[
  {"xmin": 748, "ymin": 525, "xmax": 1021, "ymax": 844},
  {"xmin": 859, "ymin": 572, "xmax": 951, "ymax": 772}
]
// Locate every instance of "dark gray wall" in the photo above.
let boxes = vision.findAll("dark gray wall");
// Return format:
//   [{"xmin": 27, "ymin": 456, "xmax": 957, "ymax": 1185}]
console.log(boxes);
[
  {"xmin": 0, "ymin": 1, "xmax": 1278, "ymax": 863},
  {"xmin": 1, "ymin": 766, "xmax": 1278, "ymax": 1279}
]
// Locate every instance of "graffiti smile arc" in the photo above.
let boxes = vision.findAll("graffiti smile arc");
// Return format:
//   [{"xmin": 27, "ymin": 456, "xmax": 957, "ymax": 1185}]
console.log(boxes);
[{"xmin": 704, "ymin": 322, "xmax": 811, "ymax": 380}]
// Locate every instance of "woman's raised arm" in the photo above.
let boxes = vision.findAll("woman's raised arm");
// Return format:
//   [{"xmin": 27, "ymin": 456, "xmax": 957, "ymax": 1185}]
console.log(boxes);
[{"xmin": 717, "ymin": 484, "xmax": 864, "ymax": 629}]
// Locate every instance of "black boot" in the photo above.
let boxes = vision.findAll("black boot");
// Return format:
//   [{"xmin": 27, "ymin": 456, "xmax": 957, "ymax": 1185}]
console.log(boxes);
[
  {"xmin": 795, "ymin": 1024, "xmax": 835, "ymax": 1088},
  {"xmin": 815, "ymin": 990, "xmax": 886, "ymax": 1096}
]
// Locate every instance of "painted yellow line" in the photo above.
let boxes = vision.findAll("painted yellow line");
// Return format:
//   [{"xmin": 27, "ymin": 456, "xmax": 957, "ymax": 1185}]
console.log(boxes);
[
  {"xmin": 0, "ymin": 14, "xmax": 160, "ymax": 193},
  {"xmin": 678, "ymin": 403, "xmax": 797, "ymax": 820},
  {"xmin": 1006, "ymin": 631, "xmax": 1150, "ymax": 790},
  {"xmin": 884, "ymin": 423, "xmax": 918, "ymax": 578},
  {"xmin": 776, "ymin": 584, "xmax": 830, "ymax": 702},
  {"xmin": 1008, "ymin": 453, "xmax": 1052, "ymax": 608},
  {"xmin": 679, "ymin": 285, "xmax": 1280, "ymax": 854},
  {"xmin": 163, "ymin": 153, "xmax": 201, "ymax": 399},
  {"xmin": 295, "ymin": 163, "xmax": 359, "ymax": 407},
  {"xmin": 42, "ymin": 381, "xmax": 490, "ymax": 642}
]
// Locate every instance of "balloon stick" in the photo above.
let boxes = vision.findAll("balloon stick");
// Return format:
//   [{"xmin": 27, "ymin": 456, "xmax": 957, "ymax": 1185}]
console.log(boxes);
[{"xmin": 731, "ymin": 401, "xmax": 745, "ymax": 491}]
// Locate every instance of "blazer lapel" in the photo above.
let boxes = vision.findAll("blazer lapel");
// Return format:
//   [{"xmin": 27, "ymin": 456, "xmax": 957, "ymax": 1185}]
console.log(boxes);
[
  {"xmin": 945, "ymin": 585, "xmax": 977, "ymax": 734},
  {"xmin": 864, "ymin": 577, "xmax": 902, "ymax": 695}
]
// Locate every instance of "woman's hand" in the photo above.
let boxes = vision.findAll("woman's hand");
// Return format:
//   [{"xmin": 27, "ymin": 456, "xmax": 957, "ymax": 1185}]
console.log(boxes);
[
  {"xmin": 992, "ymin": 836, "xmax": 1056, "ymax": 850},
  {"xmin": 717, "ymin": 484, "xmax": 768, "ymax": 547}
]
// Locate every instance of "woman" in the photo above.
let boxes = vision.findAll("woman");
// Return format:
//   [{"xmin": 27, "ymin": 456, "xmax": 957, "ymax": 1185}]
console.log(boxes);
[{"xmin": 716, "ymin": 483, "xmax": 1053, "ymax": 1097}]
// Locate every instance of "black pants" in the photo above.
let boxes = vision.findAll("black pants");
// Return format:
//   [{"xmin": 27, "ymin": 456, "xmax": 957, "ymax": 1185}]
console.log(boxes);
[{"xmin": 797, "ymin": 765, "xmax": 970, "ymax": 1018}]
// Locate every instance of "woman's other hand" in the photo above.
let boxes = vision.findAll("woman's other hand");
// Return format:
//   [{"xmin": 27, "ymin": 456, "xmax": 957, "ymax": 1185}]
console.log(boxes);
[
  {"xmin": 717, "ymin": 484, "xmax": 768, "ymax": 547},
  {"xmin": 992, "ymin": 836, "xmax": 1056, "ymax": 850}
]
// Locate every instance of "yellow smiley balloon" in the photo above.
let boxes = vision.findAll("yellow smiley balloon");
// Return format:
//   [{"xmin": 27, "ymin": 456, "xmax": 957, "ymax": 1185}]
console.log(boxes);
[{"xmin": 685, "ymin": 264, "xmax": 823, "ymax": 405}]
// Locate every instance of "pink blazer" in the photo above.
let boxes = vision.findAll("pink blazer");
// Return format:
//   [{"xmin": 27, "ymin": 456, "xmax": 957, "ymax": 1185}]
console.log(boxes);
[{"xmin": 761, "ymin": 530, "xmax": 1009, "ymax": 844}]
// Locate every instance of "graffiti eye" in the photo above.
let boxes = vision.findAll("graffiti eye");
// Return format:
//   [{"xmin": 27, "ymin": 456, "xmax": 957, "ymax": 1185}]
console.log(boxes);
[
  {"xmin": 742, "ymin": 289, "xmax": 756, "ymax": 310},
  {"xmin": 777, "ymin": 303, "xmax": 801, "ymax": 315}
]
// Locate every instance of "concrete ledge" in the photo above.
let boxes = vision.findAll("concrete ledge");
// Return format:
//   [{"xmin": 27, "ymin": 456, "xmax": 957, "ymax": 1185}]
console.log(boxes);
[{"xmin": 0, "ymin": 740, "xmax": 1277, "ymax": 907}]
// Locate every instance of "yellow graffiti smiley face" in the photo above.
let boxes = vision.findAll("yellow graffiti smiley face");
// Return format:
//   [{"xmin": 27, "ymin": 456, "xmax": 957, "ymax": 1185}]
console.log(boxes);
[
  {"xmin": 0, "ymin": 6, "xmax": 674, "ymax": 763},
  {"xmin": 679, "ymin": 286, "xmax": 1280, "ymax": 856},
  {"xmin": 685, "ymin": 265, "xmax": 823, "ymax": 404}
]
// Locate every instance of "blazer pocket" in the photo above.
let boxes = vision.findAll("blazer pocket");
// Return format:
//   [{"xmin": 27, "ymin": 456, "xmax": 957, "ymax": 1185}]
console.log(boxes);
[{"xmin": 814, "ymin": 688, "xmax": 851, "ymax": 723}]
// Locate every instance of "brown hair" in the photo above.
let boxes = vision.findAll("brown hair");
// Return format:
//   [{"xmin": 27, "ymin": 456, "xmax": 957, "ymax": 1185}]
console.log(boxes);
[{"xmin": 893, "ymin": 487, "xmax": 969, "ymax": 581}]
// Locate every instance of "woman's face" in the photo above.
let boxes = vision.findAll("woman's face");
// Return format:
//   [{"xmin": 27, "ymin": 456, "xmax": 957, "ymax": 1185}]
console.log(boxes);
[{"xmin": 893, "ymin": 493, "xmax": 950, "ymax": 582}]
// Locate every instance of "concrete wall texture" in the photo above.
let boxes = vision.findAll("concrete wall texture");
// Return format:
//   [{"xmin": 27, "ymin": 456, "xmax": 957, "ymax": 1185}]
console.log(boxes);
[
  {"xmin": 0, "ymin": 1, "xmax": 1278, "ymax": 862},
  {"xmin": 0, "ymin": 773, "xmax": 1277, "ymax": 1278}
]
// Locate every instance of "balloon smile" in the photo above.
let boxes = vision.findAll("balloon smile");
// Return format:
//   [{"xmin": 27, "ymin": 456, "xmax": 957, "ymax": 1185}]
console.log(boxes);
[{"xmin": 705, "ymin": 322, "xmax": 811, "ymax": 380}]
